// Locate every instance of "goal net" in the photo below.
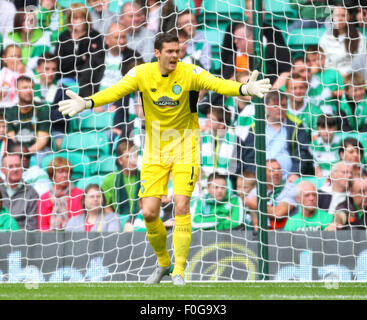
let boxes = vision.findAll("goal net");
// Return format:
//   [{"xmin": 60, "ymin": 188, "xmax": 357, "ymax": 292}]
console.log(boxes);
[{"xmin": 0, "ymin": 0, "xmax": 366, "ymax": 283}]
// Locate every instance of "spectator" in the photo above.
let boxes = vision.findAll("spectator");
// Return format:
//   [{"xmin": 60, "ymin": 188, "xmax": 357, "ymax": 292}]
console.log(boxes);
[
  {"xmin": 338, "ymin": 72, "xmax": 367, "ymax": 132},
  {"xmin": 87, "ymin": 0, "xmax": 119, "ymax": 36},
  {"xmin": 319, "ymin": 4, "xmax": 366, "ymax": 77},
  {"xmin": 223, "ymin": 5, "xmax": 291, "ymax": 83},
  {"xmin": 119, "ymin": 1, "xmax": 155, "ymax": 63},
  {"xmin": 6, "ymin": 142, "xmax": 52, "ymax": 196},
  {"xmin": 339, "ymin": 137, "xmax": 367, "ymax": 178},
  {"xmin": 66, "ymin": 184, "xmax": 121, "ymax": 232},
  {"xmin": 33, "ymin": 53, "xmax": 58, "ymax": 104},
  {"xmin": 272, "ymin": 55, "xmax": 311, "ymax": 91},
  {"xmin": 38, "ymin": 157, "xmax": 84, "ymax": 231},
  {"xmin": 37, "ymin": 0, "xmax": 67, "ymax": 48},
  {"xmin": 221, "ymin": 22, "xmax": 252, "ymax": 80},
  {"xmin": 288, "ymin": 0, "xmax": 329, "ymax": 31},
  {"xmin": 237, "ymin": 90, "xmax": 314, "ymax": 181},
  {"xmin": 0, "ymin": 45, "xmax": 31, "ymax": 109},
  {"xmin": 245, "ymin": 159, "xmax": 298, "ymax": 230},
  {"xmin": 178, "ymin": 29, "xmax": 203, "ymax": 67},
  {"xmin": 201, "ymin": 105, "xmax": 237, "ymax": 180},
  {"xmin": 82, "ymin": 22, "xmax": 143, "ymax": 100},
  {"xmin": 309, "ymin": 115, "xmax": 342, "ymax": 178},
  {"xmin": 177, "ymin": 9, "xmax": 212, "ymax": 71},
  {"xmin": 101, "ymin": 139, "xmax": 141, "ymax": 232},
  {"xmin": 55, "ymin": 3, "xmax": 105, "ymax": 97},
  {"xmin": 236, "ymin": 171, "xmax": 257, "ymax": 230},
  {"xmin": 51, "ymin": 3, "xmax": 105, "ymax": 136},
  {"xmin": 4, "ymin": 7, "xmax": 51, "ymax": 72},
  {"xmin": 0, "ymin": 153, "xmax": 38, "ymax": 230},
  {"xmin": 285, "ymin": 72, "xmax": 322, "ymax": 136},
  {"xmin": 136, "ymin": 0, "xmax": 177, "ymax": 34},
  {"xmin": 318, "ymin": 161, "xmax": 353, "ymax": 215},
  {"xmin": 335, "ymin": 178, "xmax": 367, "ymax": 229},
  {"xmin": 5, "ymin": 76, "xmax": 51, "ymax": 162},
  {"xmin": 0, "ymin": 0, "xmax": 16, "ymax": 39},
  {"xmin": 305, "ymin": 45, "xmax": 344, "ymax": 108},
  {"xmin": 191, "ymin": 173, "xmax": 245, "ymax": 230},
  {"xmin": 284, "ymin": 181, "xmax": 336, "ymax": 231}
]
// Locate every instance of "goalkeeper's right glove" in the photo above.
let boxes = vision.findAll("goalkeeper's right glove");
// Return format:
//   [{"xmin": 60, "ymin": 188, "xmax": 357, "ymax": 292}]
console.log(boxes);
[
  {"xmin": 240, "ymin": 70, "xmax": 271, "ymax": 98},
  {"xmin": 58, "ymin": 90, "xmax": 93, "ymax": 117}
]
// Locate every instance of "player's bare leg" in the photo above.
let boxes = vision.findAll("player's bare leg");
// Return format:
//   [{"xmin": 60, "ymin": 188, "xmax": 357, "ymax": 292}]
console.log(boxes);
[
  {"xmin": 143, "ymin": 197, "xmax": 172, "ymax": 284},
  {"xmin": 171, "ymin": 194, "xmax": 192, "ymax": 286}
]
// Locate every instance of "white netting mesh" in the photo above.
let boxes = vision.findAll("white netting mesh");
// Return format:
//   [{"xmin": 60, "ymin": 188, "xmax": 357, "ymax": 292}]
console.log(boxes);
[{"xmin": 0, "ymin": 0, "xmax": 366, "ymax": 282}]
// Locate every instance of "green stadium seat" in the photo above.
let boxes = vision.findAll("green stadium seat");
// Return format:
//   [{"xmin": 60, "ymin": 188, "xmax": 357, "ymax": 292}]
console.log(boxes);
[
  {"xmin": 75, "ymin": 175, "xmax": 107, "ymax": 189},
  {"xmin": 202, "ymin": 27, "xmax": 225, "ymax": 52},
  {"xmin": 200, "ymin": 27, "xmax": 225, "ymax": 73},
  {"xmin": 40, "ymin": 151, "xmax": 93, "ymax": 181},
  {"xmin": 57, "ymin": 0, "xmax": 85, "ymax": 8},
  {"xmin": 78, "ymin": 111, "xmax": 115, "ymax": 132},
  {"xmin": 203, "ymin": 19, "xmax": 231, "ymax": 33},
  {"xmin": 287, "ymin": 28, "xmax": 326, "ymax": 50},
  {"xmin": 200, "ymin": 0, "xmax": 245, "ymax": 22},
  {"xmin": 60, "ymin": 131, "xmax": 111, "ymax": 159},
  {"xmin": 174, "ymin": 0, "xmax": 197, "ymax": 13},
  {"xmin": 92, "ymin": 155, "xmax": 118, "ymax": 176},
  {"xmin": 294, "ymin": 176, "xmax": 327, "ymax": 190},
  {"xmin": 264, "ymin": 0, "xmax": 298, "ymax": 20}
]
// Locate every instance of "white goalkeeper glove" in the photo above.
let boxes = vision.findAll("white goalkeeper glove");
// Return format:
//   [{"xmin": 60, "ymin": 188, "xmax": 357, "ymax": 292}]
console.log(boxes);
[
  {"xmin": 58, "ymin": 90, "xmax": 93, "ymax": 117},
  {"xmin": 240, "ymin": 70, "xmax": 272, "ymax": 98}
]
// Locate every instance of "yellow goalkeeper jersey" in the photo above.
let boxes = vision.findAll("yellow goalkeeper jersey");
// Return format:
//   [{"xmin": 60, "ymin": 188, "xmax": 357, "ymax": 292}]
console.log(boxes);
[{"xmin": 89, "ymin": 62, "xmax": 242, "ymax": 164}]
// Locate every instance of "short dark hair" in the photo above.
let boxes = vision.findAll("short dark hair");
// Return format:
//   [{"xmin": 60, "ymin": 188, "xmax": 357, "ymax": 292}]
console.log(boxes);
[
  {"xmin": 208, "ymin": 105, "xmax": 232, "ymax": 127},
  {"xmin": 317, "ymin": 114, "xmax": 337, "ymax": 129},
  {"xmin": 81, "ymin": 184, "xmax": 106, "ymax": 212},
  {"xmin": 154, "ymin": 33, "xmax": 179, "ymax": 51},
  {"xmin": 16, "ymin": 75, "xmax": 33, "ymax": 87},
  {"xmin": 265, "ymin": 90, "xmax": 287, "ymax": 105},
  {"xmin": 116, "ymin": 139, "xmax": 136, "ymax": 158},
  {"xmin": 37, "ymin": 53, "xmax": 58, "ymax": 67},
  {"xmin": 306, "ymin": 45, "xmax": 324, "ymax": 56},
  {"xmin": 207, "ymin": 172, "xmax": 227, "ymax": 184},
  {"xmin": 7, "ymin": 142, "xmax": 30, "ymax": 157},
  {"xmin": 339, "ymin": 137, "xmax": 364, "ymax": 158}
]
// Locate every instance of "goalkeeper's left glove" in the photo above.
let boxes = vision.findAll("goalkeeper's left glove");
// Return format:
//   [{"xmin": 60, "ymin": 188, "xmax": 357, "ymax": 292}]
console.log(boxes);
[
  {"xmin": 58, "ymin": 90, "xmax": 93, "ymax": 117},
  {"xmin": 240, "ymin": 70, "xmax": 272, "ymax": 98}
]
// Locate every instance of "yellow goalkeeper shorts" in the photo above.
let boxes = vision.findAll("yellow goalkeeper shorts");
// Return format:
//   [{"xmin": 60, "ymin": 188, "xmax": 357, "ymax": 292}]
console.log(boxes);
[{"xmin": 138, "ymin": 162, "xmax": 199, "ymax": 199}]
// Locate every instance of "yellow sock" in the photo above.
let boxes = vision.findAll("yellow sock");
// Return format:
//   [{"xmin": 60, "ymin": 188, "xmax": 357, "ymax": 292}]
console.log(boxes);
[
  {"xmin": 172, "ymin": 214, "xmax": 192, "ymax": 278},
  {"xmin": 145, "ymin": 217, "xmax": 171, "ymax": 268}
]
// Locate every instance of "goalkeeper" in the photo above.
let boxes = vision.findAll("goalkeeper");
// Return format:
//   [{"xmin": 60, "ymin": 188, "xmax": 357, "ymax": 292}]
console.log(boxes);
[{"xmin": 58, "ymin": 32, "xmax": 271, "ymax": 286}]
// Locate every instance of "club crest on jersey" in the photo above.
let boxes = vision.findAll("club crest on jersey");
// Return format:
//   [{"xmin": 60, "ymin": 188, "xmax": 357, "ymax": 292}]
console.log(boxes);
[
  {"xmin": 153, "ymin": 96, "xmax": 179, "ymax": 107},
  {"xmin": 172, "ymin": 84, "xmax": 182, "ymax": 95}
]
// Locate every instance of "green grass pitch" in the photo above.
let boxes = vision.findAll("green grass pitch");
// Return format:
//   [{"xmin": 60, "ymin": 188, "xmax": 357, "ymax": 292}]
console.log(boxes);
[{"xmin": 1, "ymin": 282, "xmax": 367, "ymax": 300}]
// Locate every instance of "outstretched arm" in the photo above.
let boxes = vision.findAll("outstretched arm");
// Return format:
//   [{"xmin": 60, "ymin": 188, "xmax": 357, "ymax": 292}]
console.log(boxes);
[
  {"xmin": 195, "ymin": 68, "xmax": 271, "ymax": 99},
  {"xmin": 58, "ymin": 68, "xmax": 139, "ymax": 117}
]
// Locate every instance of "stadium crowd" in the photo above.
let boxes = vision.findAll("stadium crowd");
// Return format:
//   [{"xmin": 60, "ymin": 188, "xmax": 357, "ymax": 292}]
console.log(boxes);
[{"xmin": 0, "ymin": 0, "xmax": 366, "ymax": 233}]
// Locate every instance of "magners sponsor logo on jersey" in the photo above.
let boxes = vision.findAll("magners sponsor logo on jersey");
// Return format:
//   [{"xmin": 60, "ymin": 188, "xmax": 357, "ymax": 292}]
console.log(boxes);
[{"xmin": 153, "ymin": 96, "xmax": 180, "ymax": 107}]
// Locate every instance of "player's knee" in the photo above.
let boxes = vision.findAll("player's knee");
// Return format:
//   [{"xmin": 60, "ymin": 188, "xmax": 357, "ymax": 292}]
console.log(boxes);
[
  {"xmin": 174, "ymin": 201, "xmax": 190, "ymax": 215},
  {"xmin": 142, "ymin": 208, "xmax": 159, "ymax": 222}
]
